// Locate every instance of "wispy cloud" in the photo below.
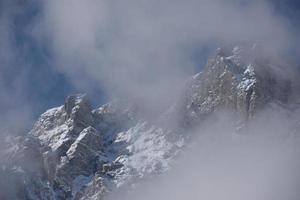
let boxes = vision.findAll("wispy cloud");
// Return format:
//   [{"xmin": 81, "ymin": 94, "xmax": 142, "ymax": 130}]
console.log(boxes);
[
  {"xmin": 109, "ymin": 109, "xmax": 300, "ymax": 200},
  {"xmin": 32, "ymin": 0, "xmax": 296, "ymax": 112},
  {"xmin": 0, "ymin": 0, "xmax": 298, "ymax": 126}
]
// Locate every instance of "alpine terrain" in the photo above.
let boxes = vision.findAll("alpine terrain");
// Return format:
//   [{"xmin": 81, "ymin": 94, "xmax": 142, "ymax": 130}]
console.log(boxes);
[{"xmin": 1, "ymin": 44, "xmax": 300, "ymax": 200}]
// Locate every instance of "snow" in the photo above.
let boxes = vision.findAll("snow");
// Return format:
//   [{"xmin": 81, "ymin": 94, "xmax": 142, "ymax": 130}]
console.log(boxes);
[
  {"xmin": 74, "ymin": 94, "xmax": 87, "ymax": 105},
  {"xmin": 192, "ymin": 72, "xmax": 202, "ymax": 80},
  {"xmin": 110, "ymin": 122, "xmax": 181, "ymax": 187},
  {"xmin": 5, "ymin": 44, "xmax": 297, "ymax": 200},
  {"xmin": 38, "ymin": 124, "xmax": 70, "ymax": 151},
  {"xmin": 225, "ymin": 55, "xmax": 234, "ymax": 60},
  {"xmin": 41, "ymin": 106, "xmax": 64, "ymax": 118},
  {"xmin": 66, "ymin": 127, "xmax": 94, "ymax": 159},
  {"xmin": 233, "ymin": 46, "xmax": 241, "ymax": 53},
  {"xmin": 244, "ymin": 64, "xmax": 255, "ymax": 76},
  {"xmin": 238, "ymin": 64, "xmax": 256, "ymax": 92},
  {"xmin": 239, "ymin": 78, "xmax": 255, "ymax": 91}
]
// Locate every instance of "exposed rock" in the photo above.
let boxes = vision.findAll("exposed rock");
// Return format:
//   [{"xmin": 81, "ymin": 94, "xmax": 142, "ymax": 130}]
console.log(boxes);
[
  {"xmin": 102, "ymin": 162, "xmax": 123, "ymax": 174},
  {"xmin": 54, "ymin": 127, "xmax": 103, "ymax": 194},
  {"xmin": 1, "ymin": 46, "xmax": 299, "ymax": 200},
  {"xmin": 64, "ymin": 94, "xmax": 94, "ymax": 128},
  {"xmin": 179, "ymin": 45, "xmax": 293, "ymax": 128}
]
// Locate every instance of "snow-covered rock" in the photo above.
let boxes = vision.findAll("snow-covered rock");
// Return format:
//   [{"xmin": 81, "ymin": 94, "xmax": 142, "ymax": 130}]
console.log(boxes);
[
  {"xmin": 179, "ymin": 45, "xmax": 293, "ymax": 128},
  {"xmin": 1, "ymin": 45, "xmax": 299, "ymax": 200}
]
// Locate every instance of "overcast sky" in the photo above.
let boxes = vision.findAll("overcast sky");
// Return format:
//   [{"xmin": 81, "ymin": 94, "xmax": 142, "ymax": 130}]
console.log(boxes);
[{"xmin": 0, "ymin": 0, "xmax": 299, "ymax": 132}]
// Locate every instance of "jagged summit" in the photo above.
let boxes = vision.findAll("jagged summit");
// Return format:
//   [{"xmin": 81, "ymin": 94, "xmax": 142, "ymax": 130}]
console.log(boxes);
[
  {"xmin": 179, "ymin": 45, "xmax": 294, "ymax": 128},
  {"xmin": 1, "ymin": 46, "xmax": 299, "ymax": 200},
  {"xmin": 64, "ymin": 94, "xmax": 91, "ymax": 114}
]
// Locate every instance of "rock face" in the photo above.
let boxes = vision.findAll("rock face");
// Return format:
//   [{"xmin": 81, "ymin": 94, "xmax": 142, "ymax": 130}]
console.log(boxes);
[
  {"xmin": 179, "ymin": 45, "xmax": 293, "ymax": 128},
  {"xmin": 0, "ymin": 45, "xmax": 299, "ymax": 200}
]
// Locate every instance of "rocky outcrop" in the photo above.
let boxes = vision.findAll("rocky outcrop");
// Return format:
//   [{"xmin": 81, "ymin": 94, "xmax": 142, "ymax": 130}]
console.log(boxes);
[
  {"xmin": 9, "ymin": 94, "xmax": 142, "ymax": 199},
  {"xmin": 179, "ymin": 45, "xmax": 293, "ymax": 128},
  {"xmin": 27, "ymin": 94, "xmax": 103, "ymax": 199}
]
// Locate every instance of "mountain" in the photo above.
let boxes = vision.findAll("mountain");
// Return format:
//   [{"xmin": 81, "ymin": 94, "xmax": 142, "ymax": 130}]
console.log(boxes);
[
  {"xmin": 0, "ymin": 45, "xmax": 299, "ymax": 200},
  {"xmin": 179, "ymin": 45, "xmax": 296, "ymax": 127}
]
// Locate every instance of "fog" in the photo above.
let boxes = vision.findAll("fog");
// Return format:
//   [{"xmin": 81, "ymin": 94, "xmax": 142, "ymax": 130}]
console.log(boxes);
[
  {"xmin": 0, "ymin": 0, "xmax": 300, "ymax": 199},
  {"xmin": 0, "ymin": 0, "xmax": 298, "ymax": 127},
  {"xmin": 108, "ymin": 109, "xmax": 300, "ymax": 200},
  {"xmin": 32, "ymin": 0, "xmax": 297, "ymax": 113}
]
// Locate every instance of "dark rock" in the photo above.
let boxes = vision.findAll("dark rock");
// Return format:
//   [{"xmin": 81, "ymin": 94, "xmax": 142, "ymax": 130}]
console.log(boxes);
[{"xmin": 64, "ymin": 94, "xmax": 94, "ymax": 128}]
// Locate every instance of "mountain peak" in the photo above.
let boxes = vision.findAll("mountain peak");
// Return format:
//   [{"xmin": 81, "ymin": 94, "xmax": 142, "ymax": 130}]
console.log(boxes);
[
  {"xmin": 1, "ymin": 45, "xmax": 299, "ymax": 200},
  {"xmin": 64, "ymin": 94, "xmax": 90, "ymax": 115},
  {"xmin": 180, "ymin": 44, "xmax": 294, "ymax": 128}
]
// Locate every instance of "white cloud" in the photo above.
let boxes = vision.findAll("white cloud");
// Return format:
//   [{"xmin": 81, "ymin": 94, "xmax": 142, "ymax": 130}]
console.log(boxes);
[
  {"xmin": 108, "ymin": 110, "xmax": 300, "ymax": 200},
  {"xmin": 33, "ymin": 0, "xmax": 294, "ymax": 112}
]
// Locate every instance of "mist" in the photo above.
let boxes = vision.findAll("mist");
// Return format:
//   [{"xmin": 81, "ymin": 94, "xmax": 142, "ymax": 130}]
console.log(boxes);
[
  {"xmin": 108, "ymin": 108, "xmax": 300, "ymax": 200},
  {"xmin": 32, "ymin": 0, "xmax": 298, "ymax": 114},
  {"xmin": 0, "ymin": 0, "xmax": 299, "ymax": 125},
  {"xmin": 0, "ymin": 0, "xmax": 300, "ymax": 199},
  {"xmin": 0, "ymin": 1, "xmax": 35, "ymax": 133}
]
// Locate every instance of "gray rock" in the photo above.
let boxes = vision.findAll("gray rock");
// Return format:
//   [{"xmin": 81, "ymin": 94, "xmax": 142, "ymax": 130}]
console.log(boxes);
[
  {"xmin": 179, "ymin": 45, "xmax": 293, "ymax": 128},
  {"xmin": 1, "ymin": 45, "xmax": 299, "ymax": 200}
]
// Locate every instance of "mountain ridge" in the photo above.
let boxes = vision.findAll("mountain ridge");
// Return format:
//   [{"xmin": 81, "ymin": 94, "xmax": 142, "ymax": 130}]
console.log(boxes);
[{"xmin": 1, "ymin": 45, "xmax": 299, "ymax": 200}]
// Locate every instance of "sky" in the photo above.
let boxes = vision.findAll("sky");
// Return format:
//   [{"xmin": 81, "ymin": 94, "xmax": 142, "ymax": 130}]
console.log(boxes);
[{"xmin": 0, "ymin": 0, "xmax": 299, "ymax": 132}]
